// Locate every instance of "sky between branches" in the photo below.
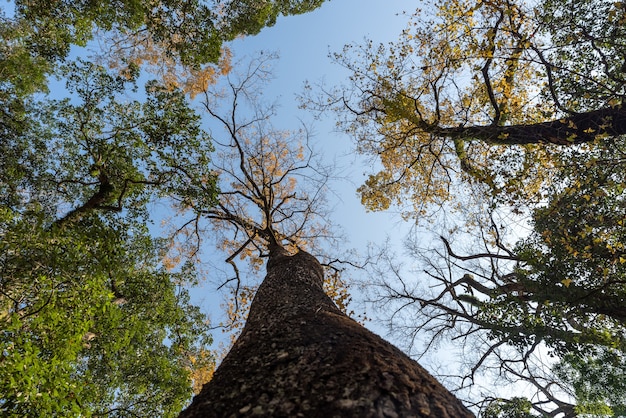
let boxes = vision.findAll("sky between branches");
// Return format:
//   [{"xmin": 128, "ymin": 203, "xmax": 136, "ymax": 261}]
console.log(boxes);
[{"xmin": 187, "ymin": 0, "xmax": 416, "ymax": 346}]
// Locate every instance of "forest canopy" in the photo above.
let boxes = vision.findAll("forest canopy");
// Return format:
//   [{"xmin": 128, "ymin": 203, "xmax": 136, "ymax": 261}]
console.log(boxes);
[
  {"xmin": 3, "ymin": 0, "xmax": 626, "ymax": 416},
  {"xmin": 324, "ymin": 0, "xmax": 626, "ymax": 415},
  {"xmin": 0, "ymin": 1, "xmax": 327, "ymax": 416}
]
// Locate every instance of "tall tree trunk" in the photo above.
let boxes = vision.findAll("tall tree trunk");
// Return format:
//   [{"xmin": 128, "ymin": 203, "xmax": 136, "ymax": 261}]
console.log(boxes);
[{"xmin": 180, "ymin": 247, "xmax": 475, "ymax": 417}]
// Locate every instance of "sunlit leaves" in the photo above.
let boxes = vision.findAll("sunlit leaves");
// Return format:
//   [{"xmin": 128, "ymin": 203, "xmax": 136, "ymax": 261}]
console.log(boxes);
[
  {"xmin": 0, "ymin": 210, "xmax": 210, "ymax": 416},
  {"xmin": 332, "ymin": 0, "xmax": 547, "ymax": 217},
  {"xmin": 37, "ymin": 60, "xmax": 218, "ymax": 226},
  {"xmin": 98, "ymin": 32, "xmax": 233, "ymax": 98},
  {"xmin": 187, "ymin": 348, "xmax": 216, "ymax": 395},
  {"xmin": 331, "ymin": 0, "xmax": 626, "ymax": 222},
  {"xmin": 9, "ymin": 0, "xmax": 328, "ymax": 94},
  {"xmin": 218, "ymin": 0, "xmax": 326, "ymax": 40},
  {"xmin": 0, "ymin": 57, "xmax": 218, "ymax": 415}
]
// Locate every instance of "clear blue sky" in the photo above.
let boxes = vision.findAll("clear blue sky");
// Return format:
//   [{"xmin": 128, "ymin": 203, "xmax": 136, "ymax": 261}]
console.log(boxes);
[{"xmin": 195, "ymin": 2, "xmax": 540, "ymax": 407}]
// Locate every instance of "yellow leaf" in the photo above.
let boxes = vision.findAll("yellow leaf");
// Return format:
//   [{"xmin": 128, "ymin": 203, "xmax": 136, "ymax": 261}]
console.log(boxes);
[{"xmin": 561, "ymin": 278, "xmax": 572, "ymax": 288}]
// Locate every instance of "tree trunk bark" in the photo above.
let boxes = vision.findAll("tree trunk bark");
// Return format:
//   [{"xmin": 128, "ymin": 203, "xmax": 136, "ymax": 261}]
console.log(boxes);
[
  {"xmin": 437, "ymin": 106, "xmax": 626, "ymax": 145},
  {"xmin": 179, "ymin": 248, "xmax": 475, "ymax": 418}
]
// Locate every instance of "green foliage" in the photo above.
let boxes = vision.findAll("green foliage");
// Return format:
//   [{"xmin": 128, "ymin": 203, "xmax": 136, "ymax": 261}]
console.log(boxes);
[
  {"xmin": 409, "ymin": 138, "xmax": 626, "ymax": 415},
  {"xmin": 540, "ymin": 0, "xmax": 626, "ymax": 109},
  {"xmin": 220, "ymin": 0, "xmax": 326, "ymax": 39},
  {"xmin": 554, "ymin": 350, "xmax": 626, "ymax": 417},
  {"xmin": 0, "ymin": 13, "xmax": 51, "ymax": 170},
  {"xmin": 10, "ymin": 0, "xmax": 327, "ymax": 74},
  {"xmin": 0, "ymin": 13, "xmax": 50, "ymax": 97},
  {"xmin": 482, "ymin": 397, "xmax": 539, "ymax": 418},
  {"xmin": 1, "ymin": 0, "xmax": 331, "ymax": 411},
  {"xmin": 0, "ymin": 211, "xmax": 209, "ymax": 416},
  {"xmin": 332, "ymin": 0, "xmax": 626, "ymax": 220},
  {"xmin": 0, "ymin": 0, "xmax": 332, "ymax": 413},
  {"xmin": 504, "ymin": 139, "xmax": 626, "ymax": 354},
  {"xmin": 38, "ymin": 59, "xmax": 217, "ymax": 222},
  {"xmin": 0, "ymin": 60, "xmax": 217, "ymax": 415},
  {"xmin": 14, "ymin": 0, "xmax": 220, "ymax": 67}
]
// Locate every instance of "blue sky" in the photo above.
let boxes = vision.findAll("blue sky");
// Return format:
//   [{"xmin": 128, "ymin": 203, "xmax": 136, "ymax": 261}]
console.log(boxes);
[
  {"xmin": 3, "ymin": 0, "xmax": 421, "ymax": 348},
  {"xmin": 189, "ymin": 3, "xmax": 557, "ymax": 410},
  {"xmin": 196, "ymin": 6, "xmax": 541, "ymax": 406},
  {"xmin": 3, "ymin": 0, "xmax": 515, "ymax": 402},
  {"xmin": 0, "ymin": 0, "xmax": 564, "ymax": 409}
]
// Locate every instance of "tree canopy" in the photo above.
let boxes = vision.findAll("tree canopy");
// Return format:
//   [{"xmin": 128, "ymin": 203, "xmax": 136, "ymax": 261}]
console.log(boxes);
[
  {"xmin": 1, "ymin": 0, "xmax": 327, "ymax": 101},
  {"xmin": 0, "ymin": 59, "xmax": 216, "ymax": 415},
  {"xmin": 171, "ymin": 54, "xmax": 359, "ymax": 335},
  {"xmin": 10, "ymin": 0, "xmax": 326, "ymax": 66},
  {"xmin": 329, "ymin": 0, "xmax": 626, "ymax": 216},
  {"xmin": 8, "ymin": 0, "xmax": 626, "ymax": 415},
  {"xmin": 368, "ymin": 139, "xmax": 626, "ymax": 416},
  {"xmin": 1, "ymin": 1, "xmax": 329, "ymax": 415},
  {"xmin": 325, "ymin": 0, "xmax": 626, "ymax": 415}
]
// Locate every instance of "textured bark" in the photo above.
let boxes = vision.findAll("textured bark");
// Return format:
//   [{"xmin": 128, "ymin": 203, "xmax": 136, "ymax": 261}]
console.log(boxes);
[
  {"xmin": 180, "ymin": 247, "xmax": 475, "ymax": 418},
  {"xmin": 436, "ymin": 106, "xmax": 626, "ymax": 145}
]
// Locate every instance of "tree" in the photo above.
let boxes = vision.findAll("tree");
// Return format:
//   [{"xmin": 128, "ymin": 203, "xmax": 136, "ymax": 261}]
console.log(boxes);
[
  {"xmin": 554, "ymin": 349, "xmax": 626, "ymax": 417},
  {"xmin": 0, "ymin": 214, "xmax": 212, "ymax": 417},
  {"xmin": 219, "ymin": 0, "xmax": 327, "ymax": 40},
  {"xmin": 318, "ymin": 0, "xmax": 626, "ymax": 414},
  {"xmin": 0, "ymin": 60, "xmax": 216, "ymax": 416},
  {"xmin": 482, "ymin": 397, "xmax": 537, "ymax": 418},
  {"xmin": 361, "ymin": 137, "xmax": 626, "ymax": 416},
  {"xmin": 176, "ymin": 56, "xmax": 474, "ymax": 417},
  {"xmin": 12, "ymin": 0, "xmax": 326, "ymax": 65},
  {"xmin": 5, "ymin": 0, "xmax": 327, "ymax": 94},
  {"xmin": 2, "ymin": 0, "xmax": 334, "ymax": 412},
  {"xmin": 168, "ymin": 53, "xmax": 354, "ymax": 334},
  {"xmin": 327, "ymin": 0, "xmax": 626, "ymax": 214},
  {"xmin": 180, "ymin": 246, "xmax": 476, "ymax": 417}
]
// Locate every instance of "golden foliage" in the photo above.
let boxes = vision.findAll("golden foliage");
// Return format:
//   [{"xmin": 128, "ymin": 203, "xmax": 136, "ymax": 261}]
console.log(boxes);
[
  {"xmin": 324, "ymin": 269, "xmax": 367, "ymax": 323},
  {"xmin": 186, "ymin": 349, "xmax": 216, "ymax": 394},
  {"xmin": 221, "ymin": 284, "xmax": 258, "ymax": 343},
  {"xmin": 96, "ymin": 30, "xmax": 232, "ymax": 96},
  {"xmin": 337, "ymin": 0, "xmax": 565, "ymax": 220}
]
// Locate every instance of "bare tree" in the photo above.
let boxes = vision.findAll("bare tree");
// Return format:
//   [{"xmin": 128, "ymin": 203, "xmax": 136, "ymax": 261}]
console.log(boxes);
[
  {"xmin": 165, "ymin": 54, "xmax": 349, "ymax": 327},
  {"xmin": 178, "ymin": 55, "xmax": 476, "ymax": 417},
  {"xmin": 364, "ymin": 215, "xmax": 619, "ymax": 417}
]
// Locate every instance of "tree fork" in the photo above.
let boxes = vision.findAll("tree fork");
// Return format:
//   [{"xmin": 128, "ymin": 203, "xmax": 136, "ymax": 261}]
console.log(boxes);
[
  {"xmin": 180, "ymin": 247, "xmax": 474, "ymax": 417},
  {"xmin": 52, "ymin": 174, "xmax": 118, "ymax": 229}
]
